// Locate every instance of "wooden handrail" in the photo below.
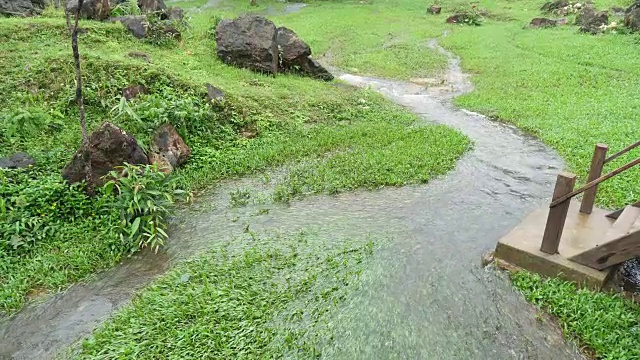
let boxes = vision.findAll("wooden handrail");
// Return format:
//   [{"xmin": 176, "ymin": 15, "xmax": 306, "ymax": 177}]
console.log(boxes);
[
  {"xmin": 550, "ymin": 156, "xmax": 640, "ymax": 208},
  {"xmin": 604, "ymin": 140, "xmax": 640, "ymax": 164}
]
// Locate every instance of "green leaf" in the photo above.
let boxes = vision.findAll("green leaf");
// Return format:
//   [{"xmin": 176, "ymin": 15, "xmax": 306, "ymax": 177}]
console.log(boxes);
[{"xmin": 129, "ymin": 217, "xmax": 141, "ymax": 239}]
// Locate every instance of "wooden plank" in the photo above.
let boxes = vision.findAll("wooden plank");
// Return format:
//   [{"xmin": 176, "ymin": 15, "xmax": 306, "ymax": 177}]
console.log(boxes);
[
  {"xmin": 570, "ymin": 229, "xmax": 640, "ymax": 270},
  {"xmin": 540, "ymin": 172, "xmax": 576, "ymax": 254},
  {"xmin": 580, "ymin": 144, "xmax": 608, "ymax": 214}
]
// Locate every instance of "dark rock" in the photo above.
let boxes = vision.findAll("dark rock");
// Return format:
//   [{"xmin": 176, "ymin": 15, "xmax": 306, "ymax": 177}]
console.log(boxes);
[
  {"xmin": 148, "ymin": 124, "xmax": 190, "ymax": 173},
  {"xmin": 215, "ymin": 15, "xmax": 331, "ymax": 81},
  {"xmin": 112, "ymin": 16, "xmax": 179, "ymax": 39},
  {"xmin": 540, "ymin": 0, "xmax": 569, "ymax": 13},
  {"xmin": 161, "ymin": 6, "xmax": 183, "ymax": 21},
  {"xmin": 611, "ymin": 6, "xmax": 626, "ymax": 16},
  {"xmin": 111, "ymin": 15, "xmax": 148, "ymax": 38},
  {"xmin": 215, "ymin": 15, "xmax": 279, "ymax": 75},
  {"xmin": 625, "ymin": 8, "xmax": 640, "ymax": 31},
  {"xmin": 427, "ymin": 5, "xmax": 441, "ymax": 15},
  {"xmin": 276, "ymin": 27, "xmax": 311, "ymax": 65},
  {"xmin": 620, "ymin": 258, "xmax": 640, "ymax": 293},
  {"xmin": 0, "ymin": 0, "xmax": 48, "ymax": 16},
  {"xmin": 577, "ymin": 8, "xmax": 609, "ymax": 33},
  {"xmin": 528, "ymin": 17, "xmax": 565, "ymax": 28},
  {"xmin": 626, "ymin": 1, "xmax": 640, "ymax": 14},
  {"xmin": 0, "ymin": 152, "xmax": 35, "ymax": 169},
  {"xmin": 297, "ymin": 58, "xmax": 334, "ymax": 81},
  {"xmin": 66, "ymin": 0, "xmax": 110, "ymax": 21},
  {"xmin": 138, "ymin": 0, "xmax": 165, "ymax": 12},
  {"xmin": 446, "ymin": 14, "xmax": 466, "ymax": 23},
  {"xmin": 62, "ymin": 122, "xmax": 148, "ymax": 188},
  {"xmin": 160, "ymin": 23, "xmax": 181, "ymax": 40},
  {"xmin": 275, "ymin": 27, "xmax": 332, "ymax": 80},
  {"xmin": 205, "ymin": 83, "xmax": 225, "ymax": 102},
  {"xmin": 128, "ymin": 51, "xmax": 151, "ymax": 63},
  {"xmin": 122, "ymin": 84, "xmax": 148, "ymax": 100}
]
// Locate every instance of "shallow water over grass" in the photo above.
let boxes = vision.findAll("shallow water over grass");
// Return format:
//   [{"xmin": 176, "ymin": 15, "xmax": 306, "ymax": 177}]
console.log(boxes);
[{"xmin": 0, "ymin": 38, "xmax": 587, "ymax": 359}]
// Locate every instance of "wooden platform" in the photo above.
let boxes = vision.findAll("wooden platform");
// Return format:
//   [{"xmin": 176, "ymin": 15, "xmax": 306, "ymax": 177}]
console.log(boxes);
[{"xmin": 494, "ymin": 200, "xmax": 617, "ymax": 289}]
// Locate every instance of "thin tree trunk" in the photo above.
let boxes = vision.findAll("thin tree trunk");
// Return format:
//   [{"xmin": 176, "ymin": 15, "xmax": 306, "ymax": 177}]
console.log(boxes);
[{"xmin": 71, "ymin": 0, "xmax": 94, "ymax": 193}]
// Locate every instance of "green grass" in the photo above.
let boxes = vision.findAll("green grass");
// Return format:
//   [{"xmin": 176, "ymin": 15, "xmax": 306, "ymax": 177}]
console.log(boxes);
[
  {"xmin": 76, "ymin": 232, "xmax": 377, "ymax": 359},
  {"xmin": 272, "ymin": 122, "xmax": 469, "ymax": 201},
  {"xmin": 0, "ymin": 5, "xmax": 469, "ymax": 314},
  {"xmin": 433, "ymin": 0, "xmax": 640, "ymax": 208},
  {"xmin": 512, "ymin": 271, "xmax": 640, "ymax": 360}
]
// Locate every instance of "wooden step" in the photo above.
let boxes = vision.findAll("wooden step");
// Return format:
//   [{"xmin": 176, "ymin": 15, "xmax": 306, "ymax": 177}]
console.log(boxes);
[
  {"xmin": 606, "ymin": 205, "xmax": 640, "ymax": 239},
  {"xmin": 570, "ymin": 206, "xmax": 640, "ymax": 270},
  {"xmin": 630, "ymin": 212, "xmax": 640, "ymax": 234},
  {"xmin": 606, "ymin": 200, "xmax": 640, "ymax": 219}
]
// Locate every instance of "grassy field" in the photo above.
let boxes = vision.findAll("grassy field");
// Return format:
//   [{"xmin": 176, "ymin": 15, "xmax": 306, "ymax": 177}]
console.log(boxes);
[{"xmin": 0, "ymin": 4, "xmax": 469, "ymax": 313}]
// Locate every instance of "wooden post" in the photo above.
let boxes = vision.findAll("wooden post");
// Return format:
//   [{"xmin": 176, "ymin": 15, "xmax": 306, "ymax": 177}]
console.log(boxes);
[
  {"xmin": 580, "ymin": 144, "xmax": 608, "ymax": 214},
  {"xmin": 541, "ymin": 172, "xmax": 576, "ymax": 254}
]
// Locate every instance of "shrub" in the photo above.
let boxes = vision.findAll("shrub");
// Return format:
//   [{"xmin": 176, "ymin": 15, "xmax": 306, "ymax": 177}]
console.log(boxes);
[
  {"xmin": 103, "ymin": 164, "xmax": 188, "ymax": 253},
  {"xmin": 0, "ymin": 169, "xmax": 95, "ymax": 255}
]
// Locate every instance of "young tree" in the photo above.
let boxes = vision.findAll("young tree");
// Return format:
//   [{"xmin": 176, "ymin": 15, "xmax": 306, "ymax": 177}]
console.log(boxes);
[{"xmin": 67, "ymin": 0, "xmax": 94, "ymax": 193}]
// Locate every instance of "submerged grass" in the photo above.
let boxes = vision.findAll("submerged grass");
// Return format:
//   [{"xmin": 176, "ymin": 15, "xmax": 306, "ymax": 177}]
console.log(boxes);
[
  {"xmin": 512, "ymin": 271, "xmax": 640, "ymax": 360},
  {"xmin": 77, "ymin": 232, "xmax": 377, "ymax": 359}
]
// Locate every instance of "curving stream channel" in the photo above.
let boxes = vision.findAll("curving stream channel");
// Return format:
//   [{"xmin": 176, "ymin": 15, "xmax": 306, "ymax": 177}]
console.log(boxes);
[{"xmin": 0, "ymin": 40, "xmax": 586, "ymax": 359}]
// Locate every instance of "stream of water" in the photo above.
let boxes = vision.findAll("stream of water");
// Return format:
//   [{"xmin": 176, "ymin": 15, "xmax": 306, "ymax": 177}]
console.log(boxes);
[{"xmin": 0, "ymin": 39, "xmax": 586, "ymax": 359}]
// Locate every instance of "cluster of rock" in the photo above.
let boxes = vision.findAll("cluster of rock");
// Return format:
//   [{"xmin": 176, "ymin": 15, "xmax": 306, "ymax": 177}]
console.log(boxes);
[
  {"xmin": 531, "ymin": 0, "xmax": 640, "ymax": 33},
  {"xmin": 61, "ymin": 121, "xmax": 191, "ymax": 188},
  {"xmin": 0, "ymin": 0, "xmax": 185, "ymax": 40},
  {"xmin": 215, "ymin": 15, "xmax": 333, "ymax": 81},
  {"xmin": 0, "ymin": 0, "xmax": 48, "ymax": 16},
  {"xmin": 1, "ymin": 122, "xmax": 191, "ymax": 189}
]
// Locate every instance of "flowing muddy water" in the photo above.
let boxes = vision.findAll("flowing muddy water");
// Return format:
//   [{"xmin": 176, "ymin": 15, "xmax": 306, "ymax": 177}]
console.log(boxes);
[{"xmin": 0, "ymin": 41, "xmax": 585, "ymax": 359}]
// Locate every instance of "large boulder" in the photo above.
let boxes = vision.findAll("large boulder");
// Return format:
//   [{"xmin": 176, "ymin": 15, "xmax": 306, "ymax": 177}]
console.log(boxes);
[
  {"xmin": 66, "ymin": 0, "xmax": 111, "ymax": 21},
  {"xmin": 148, "ymin": 124, "xmax": 190, "ymax": 174},
  {"xmin": 276, "ymin": 27, "xmax": 311, "ymax": 64},
  {"xmin": 0, "ymin": 152, "xmax": 35, "ymax": 169},
  {"xmin": 62, "ymin": 122, "xmax": 148, "ymax": 188},
  {"xmin": 215, "ymin": 15, "xmax": 332, "ymax": 81},
  {"xmin": 625, "ymin": 8, "xmax": 640, "ymax": 31},
  {"xmin": 0, "ymin": 0, "xmax": 48, "ymax": 16},
  {"xmin": 275, "ymin": 27, "xmax": 333, "ymax": 80},
  {"xmin": 138, "ymin": 0, "xmax": 165, "ymax": 12},
  {"xmin": 215, "ymin": 15, "xmax": 279, "ymax": 74}
]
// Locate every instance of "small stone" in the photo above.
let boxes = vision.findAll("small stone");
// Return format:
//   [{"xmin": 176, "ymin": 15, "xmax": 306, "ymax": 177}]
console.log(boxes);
[
  {"xmin": 205, "ymin": 83, "xmax": 225, "ymax": 102},
  {"xmin": 122, "ymin": 84, "xmax": 148, "ymax": 100},
  {"xmin": 148, "ymin": 124, "xmax": 191, "ymax": 174},
  {"xmin": 0, "ymin": 152, "xmax": 35, "ymax": 169},
  {"xmin": 128, "ymin": 51, "xmax": 151, "ymax": 63},
  {"xmin": 427, "ymin": 5, "xmax": 441, "ymax": 14}
]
